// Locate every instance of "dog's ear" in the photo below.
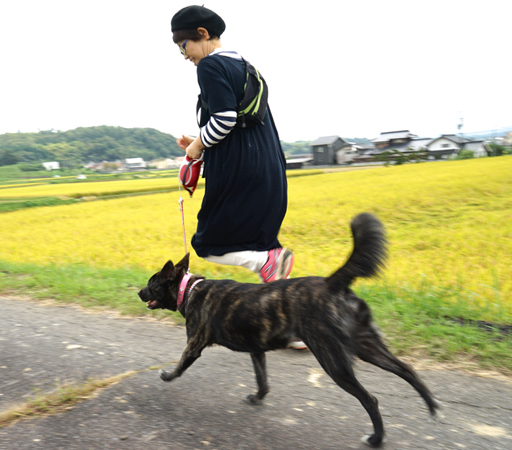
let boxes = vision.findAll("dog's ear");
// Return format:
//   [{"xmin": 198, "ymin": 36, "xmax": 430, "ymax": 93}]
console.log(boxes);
[
  {"xmin": 160, "ymin": 260, "xmax": 176, "ymax": 280},
  {"xmin": 175, "ymin": 253, "xmax": 190, "ymax": 273}
]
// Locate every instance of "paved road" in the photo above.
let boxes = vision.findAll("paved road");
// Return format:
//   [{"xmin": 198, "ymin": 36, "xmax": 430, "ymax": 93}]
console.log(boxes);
[{"xmin": 1, "ymin": 296, "xmax": 511, "ymax": 450}]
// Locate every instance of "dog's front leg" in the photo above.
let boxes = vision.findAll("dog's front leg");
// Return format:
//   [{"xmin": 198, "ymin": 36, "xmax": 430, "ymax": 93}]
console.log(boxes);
[
  {"xmin": 159, "ymin": 342, "xmax": 204, "ymax": 382},
  {"xmin": 246, "ymin": 352, "xmax": 269, "ymax": 405}
]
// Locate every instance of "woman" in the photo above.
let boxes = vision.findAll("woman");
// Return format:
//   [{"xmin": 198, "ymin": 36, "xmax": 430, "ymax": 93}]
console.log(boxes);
[{"xmin": 171, "ymin": 5, "xmax": 294, "ymax": 285}]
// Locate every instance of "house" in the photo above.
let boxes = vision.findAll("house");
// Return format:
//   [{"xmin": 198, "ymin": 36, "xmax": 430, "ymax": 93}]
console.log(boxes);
[
  {"xmin": 90, "ymin": 161, "xmax": 123, "ymax": 172},
  {"xmin": 310, "ymin": 136, "xmax": 349, "ymax": 165},
  {"xmin": 286, "ymin": 157, "xmax": 313, "ymax": 170},
  {"xmin": 124, "ymin": 157, "xmax": 147, "ymax": 170},
  {"xmin": 336, "ymin": 143, "xmax": 361, "ymax": 164},
  {"xmin": 426, "ymin": 135, "xmax": 490, "ymax": 159},
  {"xmin": 42, "ymin": 161, "xmax": 60, "ymax": 170},
  {"xmin": 150, "ymin": 158, "xmax": 179, "ymax": 170},
  {"xmin": 371, "ymin": 130, "xmax": 419, "ymax": 151},
  {"xmin": 351, "ymin": 145, "xmax": 379, "ymax": 164},
  {"xmin": 406, "ymin": 138, "xmax": 431, "ymax": 153},
  {"xmin": 350, "ymin": 131, "xmax": 430, "ymax": 164},
  {"xmin": 371, "ymin": 130, "xmax": 418, "ymax": 150}
]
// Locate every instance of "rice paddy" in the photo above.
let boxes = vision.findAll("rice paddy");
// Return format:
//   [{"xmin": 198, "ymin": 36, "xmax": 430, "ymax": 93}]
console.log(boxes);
[{"xmin": 1, "ymin": 157, "xmax": 511, "ymax": 317}]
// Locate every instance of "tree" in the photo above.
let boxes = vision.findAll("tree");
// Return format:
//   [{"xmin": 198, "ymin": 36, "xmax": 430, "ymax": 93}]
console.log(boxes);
[
  {"xmin": 0, "ymin": 149, "xmax": 20, "ymax": 166},
  {"xmin": 373, "ymin": 149, "xmax": 428, "ymax": 166},
  {"xmin": 488, "ymin": 142, "xmax": 505, "ymax": 156},
  {"xmin": 456, "ymin": 150, "xmax": 474, "ymax": 160},
  {"xmin": 0, "ymin": 126, "xmax": 184, "ymax": 165}
]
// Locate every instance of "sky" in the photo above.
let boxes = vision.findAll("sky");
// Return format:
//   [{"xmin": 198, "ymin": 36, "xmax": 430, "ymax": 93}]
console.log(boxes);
[{"xmin": 1, "ymin": 0, "xmax": 510, "ymax": 142}]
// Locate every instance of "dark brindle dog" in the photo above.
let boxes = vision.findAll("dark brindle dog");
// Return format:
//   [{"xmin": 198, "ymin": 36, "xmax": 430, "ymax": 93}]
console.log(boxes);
[{"xmin": 138, "ymin": 213, "xmax": 440, "ymax": 447}]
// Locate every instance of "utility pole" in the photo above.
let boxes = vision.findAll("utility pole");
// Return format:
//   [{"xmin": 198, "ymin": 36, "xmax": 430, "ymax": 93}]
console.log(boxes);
[{"xmin": 457, "ymin": 112, "xmax": 464, "ymax": 137}]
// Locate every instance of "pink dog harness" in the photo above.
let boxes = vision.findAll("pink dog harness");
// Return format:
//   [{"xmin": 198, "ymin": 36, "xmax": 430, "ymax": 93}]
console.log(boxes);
[{"xmin": 177, "ymin": 273, "xmax": 204, "ymax": 311}]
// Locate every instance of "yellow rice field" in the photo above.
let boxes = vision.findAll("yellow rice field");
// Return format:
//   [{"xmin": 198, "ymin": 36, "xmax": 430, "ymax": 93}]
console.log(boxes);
[
  {"xmin": 0, "ymin": 176, "xmax": 182, "ymax": 198},
  {"xmin": 1, "ymin": 157, "xmax": 511, "ymax": 310}
]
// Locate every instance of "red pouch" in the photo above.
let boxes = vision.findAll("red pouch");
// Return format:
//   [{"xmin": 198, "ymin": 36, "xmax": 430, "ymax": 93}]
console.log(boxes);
[{"xmin": 179, "ymin": 155, "xmax": 203, "ymax": 197}]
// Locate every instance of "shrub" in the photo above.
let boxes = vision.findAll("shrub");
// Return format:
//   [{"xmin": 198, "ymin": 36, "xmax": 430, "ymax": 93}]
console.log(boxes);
[
  {"xmin": 456, "ymin": 150, "xmax": 474, "ymax": 160},
  {"xmin": 18, "ymin": 163, "xmax": 45, "ymax": 172}
]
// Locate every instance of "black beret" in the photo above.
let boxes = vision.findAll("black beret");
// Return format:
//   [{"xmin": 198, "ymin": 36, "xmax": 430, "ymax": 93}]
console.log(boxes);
[{"xmin": 171, "ymin": 5, "xmax": 226, "ymax": 37}]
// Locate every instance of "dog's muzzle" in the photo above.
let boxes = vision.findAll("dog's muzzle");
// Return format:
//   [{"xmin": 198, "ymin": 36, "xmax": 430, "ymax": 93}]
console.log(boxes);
[{"xmin": 138, "ymin": 289, "xmax": 161, "ymax": 310}]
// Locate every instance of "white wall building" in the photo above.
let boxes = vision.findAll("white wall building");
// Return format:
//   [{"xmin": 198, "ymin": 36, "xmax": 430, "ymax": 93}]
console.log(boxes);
[
  {"xmin": 42, "ymin": 161, "xmax": 60, "ymax": 170},
  {"xmin": 426, "ymin": 135, "xmax": 490, "ymax": 159}
]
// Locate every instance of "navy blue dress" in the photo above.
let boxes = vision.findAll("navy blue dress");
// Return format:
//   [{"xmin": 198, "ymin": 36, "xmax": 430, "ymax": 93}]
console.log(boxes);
[{"xmin": 191, "ymin": 52, "xmax": 288, "ymax": 258}]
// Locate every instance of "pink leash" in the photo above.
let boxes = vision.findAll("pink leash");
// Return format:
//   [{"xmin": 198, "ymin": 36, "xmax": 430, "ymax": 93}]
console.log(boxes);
[
  {"xmin": 177, "ymin": 187, "xmax": 190, "ymax": 309},
  {"xmin": 177, "ymin": 190, "xmax": 190, "ymax": 307},
  {"xmin": 178, "ymin": 194, "xmax": 187, "ymax": 255},
  {"xmin": 176, "ymin": 188, "xmax": 203, "ymax": 310}
]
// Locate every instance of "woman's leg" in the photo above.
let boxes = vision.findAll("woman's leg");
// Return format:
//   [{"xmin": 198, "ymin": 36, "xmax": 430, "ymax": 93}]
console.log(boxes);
[
  {"xmin": 203, "ymin": 250, "xmax": 268, "ymax": 274},
  {"xmin": 203, "ymin": 248, "xmax": 294, "ymax": 282}
]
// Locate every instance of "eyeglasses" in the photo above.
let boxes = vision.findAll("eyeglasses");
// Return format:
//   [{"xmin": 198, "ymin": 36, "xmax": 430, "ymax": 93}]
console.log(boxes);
[{"xmin": 179, "ymin": 39, "xmax": 189, "ymax": 56}]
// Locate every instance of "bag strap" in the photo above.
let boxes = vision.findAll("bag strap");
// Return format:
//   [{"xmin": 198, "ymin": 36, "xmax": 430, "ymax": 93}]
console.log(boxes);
[
  {"xmin": 196, "ymin": 57, "xmax": 267, "ymax": 128},
  {"xmin": 236, "ymin": 58, "xmax": 268, "ymax": 128}
]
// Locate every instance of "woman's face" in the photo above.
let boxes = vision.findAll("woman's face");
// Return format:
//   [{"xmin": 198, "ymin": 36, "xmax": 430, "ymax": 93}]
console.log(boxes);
[
  {"xmin": 179, "ymin": 39, "xmax": 206, "ymax": 66},
  {"xmin": 177, "ymin": 28, "xmax": 220, "ymax": 67}
]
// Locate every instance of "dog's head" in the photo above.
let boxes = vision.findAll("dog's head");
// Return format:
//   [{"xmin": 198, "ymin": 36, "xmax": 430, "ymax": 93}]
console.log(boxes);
[{"xmin": 138, "ymin": 253, "xmax": 190, "ymax": 311}]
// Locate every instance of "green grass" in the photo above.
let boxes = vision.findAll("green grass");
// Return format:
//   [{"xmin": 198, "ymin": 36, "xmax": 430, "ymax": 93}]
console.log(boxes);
[
  {"xmin": 0, "ymin": 197, "xmax": 78, "ymax": 212},
  {"xmin": 0, "ymin": 186, "xmax": 186, "ymax": 213},
  {"xmin": 358, "ymin": 283, "xmax": 512, "ymax": 374},
  {"xmin": 0, "ymin": 260, "xmax": 175, "ymax": 319},
  {"xmin": 0, "ymin": 165, "xmax": 94, "ymax": 182},
  {"xmin": 0, "ymin": 370, "xmax": 140, "ymax": 427},
  {"xmin": 1, "ymin": 260, "xmax": 510, "ymax": 375}
]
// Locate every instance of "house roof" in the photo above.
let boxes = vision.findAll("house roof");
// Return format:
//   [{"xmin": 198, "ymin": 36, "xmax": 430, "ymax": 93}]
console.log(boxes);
[
  {"xmin": 286, "ymin": 157, "xmax": 313, "ymax": 164},
  {"xmin": 375, "ymin": 137, "xmax": 433, "ymax": 153},
  {"xmin": 355, "ymin": 149, "xmax": 379, "ymax": 156},
  {"xmin": 429, "ymin": 134, "xmax": 472, "ymax": 146},
  {"xmin": 407, "ymin": 138, "xmax": 432, "ymax": 151},
  {"xmin": 310, "ymin": 136, "xmax": 347, "ymax": 146},
  {"xmin": 354, "ymin": 143, "xmax": 376, "ymax": 151},
  {"xmin": 376, "ymin": 142, "xmax": 412, "ymax": 153},
  {"xmin": 371, "ymin": 130, "xmax": 417, "ymax": 143},
  {"xmin": 125, "ymin": 157, "xmax": 145, "ymax": 164}
]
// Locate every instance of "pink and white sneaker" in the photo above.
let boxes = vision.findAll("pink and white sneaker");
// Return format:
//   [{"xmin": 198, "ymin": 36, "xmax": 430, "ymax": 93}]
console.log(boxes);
[
  {"xmin": 287, "ymin": 339, "xmax": 308, "ymax": 350},
  {"xmin": 259, "ymin": 248, "xmax": 294, "ymax": 283}
]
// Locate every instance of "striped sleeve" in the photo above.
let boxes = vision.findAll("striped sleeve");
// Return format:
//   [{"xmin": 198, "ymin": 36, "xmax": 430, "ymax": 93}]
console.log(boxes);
[{"xmin": 200, "ymin": 109, "xmax": 237, "ymax": 148}]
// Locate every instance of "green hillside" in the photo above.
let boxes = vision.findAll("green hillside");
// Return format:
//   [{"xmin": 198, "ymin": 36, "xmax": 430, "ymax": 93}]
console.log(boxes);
[{"xmin": 0, "ymin": 126, "xmax": 183, "ymax": 168}]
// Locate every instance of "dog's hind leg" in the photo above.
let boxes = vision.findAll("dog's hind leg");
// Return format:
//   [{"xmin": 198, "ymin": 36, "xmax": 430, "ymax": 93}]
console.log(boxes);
[
  {"xmin": 159, "ymin": 341, "xmax": 205, "ymax": 382},
  {"xmin": 356, "ymin": 330, "xmax": 440, "ymax": 416},
  {"xmin": 307, "ymin": 341, "xmax": 385, "ymax": 447},
  {"xmin": 246, "ymin": 352, "xmax": 269, "ymax": 405}
]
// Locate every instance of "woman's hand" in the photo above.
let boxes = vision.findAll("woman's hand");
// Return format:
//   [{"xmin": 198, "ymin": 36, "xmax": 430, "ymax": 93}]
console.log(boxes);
[
  {"xmin": 186, "ymin": 136, "xmax": 205, "ymax": 159},
  {"xmin": 177, "ymin": 135, "xmax": 194, "ymax": 151},
  {"xmin": 177, "ymin": 135, "xmax": 204, "ymax": 159}
]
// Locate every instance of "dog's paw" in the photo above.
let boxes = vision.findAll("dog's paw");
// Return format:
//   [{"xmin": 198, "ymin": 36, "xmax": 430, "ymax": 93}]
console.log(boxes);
[
  {"xmin": 244, "ymin": 394, "xmax": 263, "ymax": 406},
  {"xmin": 361, "ymin": 434, "xmax": 385, "ymax": 448},
  {"xmin": 159, "ymin": 369, "xmax": 174, "ymax": 382},
  {"xmin": 430, "ymin": 410, "xmax": 445, "ymax": 423},
  {"xmin": 430, "ymin": 398, "xmax": 445, "ymax": 421}
]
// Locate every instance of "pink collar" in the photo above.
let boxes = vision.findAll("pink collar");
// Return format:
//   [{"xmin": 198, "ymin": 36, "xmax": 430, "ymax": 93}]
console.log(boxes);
[
  {"xmin": 177, "ymin": 273, "xmax": 193, "ymax": 309},
  {"xmin": 177, "ymin": 273, "xmax": 203, "ymax": 311}
]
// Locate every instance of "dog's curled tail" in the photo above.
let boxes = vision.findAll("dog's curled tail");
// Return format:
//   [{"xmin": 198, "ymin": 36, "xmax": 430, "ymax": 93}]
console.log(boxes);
[{"xmin": 326, "ymin": 213, "xmax": 387, "ymax": 291}]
